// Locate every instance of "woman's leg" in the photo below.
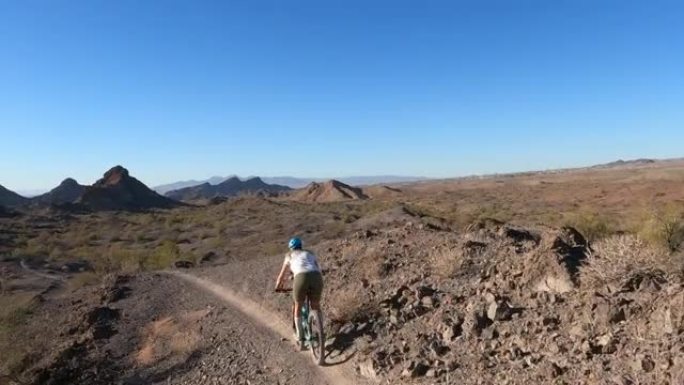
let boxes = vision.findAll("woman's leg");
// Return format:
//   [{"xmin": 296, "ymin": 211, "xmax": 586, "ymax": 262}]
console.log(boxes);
[
  {"xmin": 310, "ymin": 271, "xmax": 323, "ymax": 308},
  {"xmin": 292, "ymin": 273, "xmax": 306, "ymax": 341},
  {"xmin": 293, "ymin": 300, "xmax": 303, "ymax": 340}
]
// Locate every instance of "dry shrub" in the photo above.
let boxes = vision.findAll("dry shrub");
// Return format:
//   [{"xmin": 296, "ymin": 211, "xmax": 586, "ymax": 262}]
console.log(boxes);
[
  {"xmin": 329, "ymin": 284, "xmax": 371, "ymax": 323},
  {"xmin": 638, "ymin": 205, "xmax": 684, "ymax": 252},
  {"xmin": 145, "ymin": 240, "xmax": 181, "ymax": 270},
  {"xmin": 566, "ymin": 211, "xmax": 614, "ymax": 242},
  {"xmin": 347, "ymin": 244, "xmax": 385, "ymax": 281},
  {"xmin": 66, "ymin": 272, "xmax": 102, "ymax": 291},
  {"xmin": 0, "ymin": 293, "xmax": 38, "ymax": 376},
  {"xmin": 430, "ymin": 247, "xmax": 464, "ymax": 278},
  {"xmin": 581, "ymin": 235, "xmax": 675, "ymax": 290}
]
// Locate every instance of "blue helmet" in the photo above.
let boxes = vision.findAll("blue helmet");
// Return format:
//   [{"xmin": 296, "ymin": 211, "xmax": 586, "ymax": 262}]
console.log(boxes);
[{"xmin": 288, "ymin": 237, "xmax": 303, "ymax": 250}]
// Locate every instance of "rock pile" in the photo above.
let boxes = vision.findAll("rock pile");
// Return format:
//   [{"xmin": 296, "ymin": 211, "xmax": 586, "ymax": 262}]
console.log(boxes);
[{"xmin": 318, "ymin": 218, "xmax": 684, "ymax": 384}]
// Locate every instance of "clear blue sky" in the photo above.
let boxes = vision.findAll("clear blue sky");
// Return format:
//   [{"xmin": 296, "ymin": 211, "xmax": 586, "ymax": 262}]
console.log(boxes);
[{"xmin": 1, "ymin": 0, "xmax": 683, "ymax": 191}]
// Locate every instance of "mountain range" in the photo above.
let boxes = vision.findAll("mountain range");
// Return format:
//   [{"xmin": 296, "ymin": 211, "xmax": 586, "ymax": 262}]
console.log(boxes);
[
  {"xmin": 154, "ymin": 175, "xmax": 429, "ymax": 194},
  {"xmin": 2, "ymin": 158, "xmax": 680, "ymax": 209},
  {"xmin": 165, "ymin": 177, "xmax": 291, "ymax": 201},
  {"xmin": 0, "ymin": 166, "xmax": 179, "ymax": 211}
]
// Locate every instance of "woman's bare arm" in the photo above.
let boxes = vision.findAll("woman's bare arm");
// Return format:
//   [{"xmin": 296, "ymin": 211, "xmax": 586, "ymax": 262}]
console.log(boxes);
[{"xmin": 275, "ymin": 261, "xmax": 289, "ymax": 289}]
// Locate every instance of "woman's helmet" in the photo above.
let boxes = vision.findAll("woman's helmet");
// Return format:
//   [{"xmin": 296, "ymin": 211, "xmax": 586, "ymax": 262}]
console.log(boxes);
[{"xmin": 288, "ymin": 237, "xmax": 303, "ymax": 250}]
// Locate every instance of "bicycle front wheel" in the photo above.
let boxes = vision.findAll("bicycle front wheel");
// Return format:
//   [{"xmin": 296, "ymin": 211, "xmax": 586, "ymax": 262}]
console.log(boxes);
[{"xmin": 308, "ymin": 310, "xmax": 325, "ymax": 365}]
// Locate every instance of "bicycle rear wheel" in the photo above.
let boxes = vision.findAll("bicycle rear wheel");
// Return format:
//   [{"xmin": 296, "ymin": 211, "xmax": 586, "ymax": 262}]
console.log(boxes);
[{"xmin": 307, "ymin": 310, "xmax": 325, "ymax": 365}]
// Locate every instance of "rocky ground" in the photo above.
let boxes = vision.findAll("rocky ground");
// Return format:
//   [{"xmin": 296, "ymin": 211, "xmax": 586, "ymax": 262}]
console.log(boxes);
[
  {"xmin": 197, "ymin": 207, "xmax": 684, "ymax": 385},
  {"xmin": 2, "ymin": 200, "xmax": 684, "ymax": 385},
  {"xmin": 2, "ymin": 267, "xmax": 353, "ymax": 385}
]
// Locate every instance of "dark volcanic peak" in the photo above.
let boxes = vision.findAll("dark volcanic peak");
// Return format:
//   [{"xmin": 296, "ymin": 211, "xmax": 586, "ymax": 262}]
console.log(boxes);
[
  {"xmin": 96, "ymin": 165, "xmax": 130, "ymax": 186},
  {"xmin": 33, "ymin": 178, "xmax": 87, "ymax": 205},
  {"xmin": 0, "ymin": 184, "xmax": 29, "ymax": 207},
  {"xmin": 60, "ymin": 177, "xmax": 80, "ymax": 187},
  {"xmin": 165, "ymin": 176, "xmax": 291, "ymax": 201},
  {"xmin": 78, "ymin": 166, "xmax": 180, "ymax": 211}
]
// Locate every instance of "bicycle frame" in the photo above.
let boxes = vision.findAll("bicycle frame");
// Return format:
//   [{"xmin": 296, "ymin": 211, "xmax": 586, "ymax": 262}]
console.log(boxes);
[
  {"xmin": 276, "ymin": 290, "xmax": 315, "ymax": 344},
  {"xmin": 298, "ymin": 300, "xmax": 312, "ymax": 343},
  {"xmin": 275, "ymin": 287, "xmax": 325, "ymax": 365}
]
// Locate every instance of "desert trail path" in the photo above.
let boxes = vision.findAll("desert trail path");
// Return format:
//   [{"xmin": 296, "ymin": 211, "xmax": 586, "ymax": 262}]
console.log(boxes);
[{"xmin": 167, "ymin": 270, "xmax": 363, "ymax": 385}]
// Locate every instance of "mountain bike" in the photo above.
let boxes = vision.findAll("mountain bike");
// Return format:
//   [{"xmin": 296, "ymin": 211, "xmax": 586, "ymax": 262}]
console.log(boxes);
[{"xmin": 275, "ymin": 288, "xmax": 325, "ymax": 365}]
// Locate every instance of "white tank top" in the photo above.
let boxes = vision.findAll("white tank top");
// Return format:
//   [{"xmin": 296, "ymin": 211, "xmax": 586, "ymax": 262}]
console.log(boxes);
[{"xmin": 284, "ymin": 250, "xmax": 321, "ymax": 276}]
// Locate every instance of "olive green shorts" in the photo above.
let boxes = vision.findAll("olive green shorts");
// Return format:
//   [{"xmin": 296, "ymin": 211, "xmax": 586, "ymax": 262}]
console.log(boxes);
[{"xmin": 293, "ymin": 271, "xmax": 324, "ymax": 303}]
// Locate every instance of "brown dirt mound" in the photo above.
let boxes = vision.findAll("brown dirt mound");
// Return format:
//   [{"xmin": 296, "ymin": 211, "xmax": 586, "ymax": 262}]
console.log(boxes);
[
  {"xmin": 364, "ymin": 185, "xmax": 403, "ymax": 199},
  {"xmin": 292, "ymin": 180, "xmax": 369, "ymax": 202}
]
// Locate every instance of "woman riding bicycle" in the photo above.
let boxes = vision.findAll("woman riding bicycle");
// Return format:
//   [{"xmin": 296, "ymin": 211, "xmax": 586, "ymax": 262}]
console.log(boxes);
[{"xmin": 274, "ymin": 237, "xmax": 324, "ymax": 346}]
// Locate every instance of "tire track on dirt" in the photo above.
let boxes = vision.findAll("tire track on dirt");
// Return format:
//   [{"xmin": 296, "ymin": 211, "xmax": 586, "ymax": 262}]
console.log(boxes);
[{"xmin": 166, "ymin": 270, "xmax": 362, "ymax": 385}]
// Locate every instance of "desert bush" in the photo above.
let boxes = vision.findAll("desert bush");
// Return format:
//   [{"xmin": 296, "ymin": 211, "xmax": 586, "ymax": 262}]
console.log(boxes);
[
  {"xmin": 346, "ymin": 244, "xmax": 386, "ymax": 281},
  {"xmin": 323, "ymin": 221, "xmax": 346, "ymax": 239},
  {"xmin": 328, "ymin": 284, "xmax": 372, "ymax": 323},
  {"xmin": 0, "ymin": 294, "xmax": 36, "ymax": 334},
  {"xmin": 146, "ymin": 240, "xmax": 181, "ymax": 270},
  {"xmin": 12, "ymin": 233, "xmax": 52, "ymax": 259},
  {"xmin": 477, "ymin": 203, "xmax": 514, "ymax": 223},
  {"xmin": 638, "ymin": 205, "xmax": 684, "ymax": 252},
  {"xmin": 430, "ymin": 247, "xmax": 464, "ymax": 278},
  {"xmin": 48, "ymin": 245, "xmax": 67, "ymax": 261},
  {"xmin": 66, "ymin": 271, "xmax": 102, "ymax": 291},
  {"xmin": 197, "ymin": 229, "xmax": 213, "ymax": 240},
  {"xmin": 565, "ymin": 211, "xmax": 614, "ymax": 242},
  {"xmin": 88, "ymin": 245, "xmax": 146, "ymax": 273},
  {"xmin": 0, "ymin": 293, "xmax": 44, "ymax": 378},
  {"xmin": 581, "ymin": 235, "xmax": 674, "ymax": 290}
]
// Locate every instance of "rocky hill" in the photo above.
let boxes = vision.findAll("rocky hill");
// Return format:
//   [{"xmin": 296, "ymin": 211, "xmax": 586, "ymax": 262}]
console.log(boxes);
[
  {"xmin": 0, "ymin": 184, "xmax": 28, "ymax": 207},
  {"xmin": 292, "ymin": 180, "xmax": 368, "ymax": 202},
  {"xmin": 203, "ymin": 207, "xmax": 683, "ymax": 384},
  {"xmin": 165, "ymin": 177, "xmax": 290, "ymax": 201},
  {"xmin": 314, "ymin": 221, "xmax": 684, "ymax": 384},
  {"xmin": 364, "ymin": 185, "xmax": 404, "ymax": 199},
  {"xmin": 77, "ymin": 166, "xmax": 181, "ymax": 211},
  {"xmin": 0, "ymin": 204, "xmax": 18, "ymax": 218},
  {"xmin": 33, "ymin": 178, "xmax": 87, "ymax": 205}
]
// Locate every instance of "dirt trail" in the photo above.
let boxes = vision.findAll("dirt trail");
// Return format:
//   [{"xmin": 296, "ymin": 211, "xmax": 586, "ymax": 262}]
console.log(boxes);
[
  {"xmin": 20, "ymin": 258, "xmax": 66, "ymax": 281},
  {"xmin": 168, "ymin": 270, "xmax": 362, "ymax": 385}
]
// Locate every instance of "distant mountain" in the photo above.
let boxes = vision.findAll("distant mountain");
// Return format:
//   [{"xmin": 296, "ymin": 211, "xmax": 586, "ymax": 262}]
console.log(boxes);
[
  {"xmin": 364, "ymin": 185, "xmax": 404, "ymax": 199},
  {"xmin": 591, "ymin": 158, "xmax": 657, "ymax": 169},
  {"xmin": 292, "ymin": 180, "xmax": 368, "ymax": 202},
  {"xmin": 16, "ymin": 189, "xmax": 47, "ymax": 197},
  {"xmin": 165, "ymin": 177, "xmax": 291, "ymax": 201},
  {"xmin": 154, "ymin": 176, "xmax": 232, "ymax": 195},
  {"xmin": 155, "ymin": 175, "xmax": 429, "ymax": 192},
  {"xmin": 78, "ymin": 166, "xmax": 181, "ymax": 211},
  {"xmin": 0, "ymin": 184, "xmax": 29, "ymax": 207},
  {"xmin": 33, "ymin": 178, "xmax": 87, "ymax": 205},
  {"xmin": 331, "ymin": 176, "xmax": 430, "ymax": 187}
]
